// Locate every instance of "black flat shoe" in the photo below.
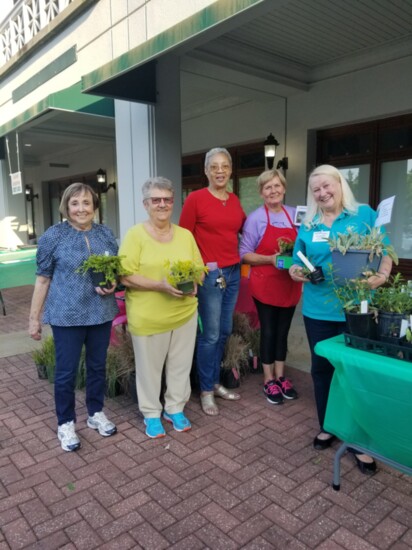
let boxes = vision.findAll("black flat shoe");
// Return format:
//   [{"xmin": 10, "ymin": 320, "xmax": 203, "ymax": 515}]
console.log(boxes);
[
  {"xmin": 313, "ymin": 433, "xmax": 336, "ymax": 450},
  {"xmin": 352, "ymin": 453, "xmax": 377, "ymax": 475}
]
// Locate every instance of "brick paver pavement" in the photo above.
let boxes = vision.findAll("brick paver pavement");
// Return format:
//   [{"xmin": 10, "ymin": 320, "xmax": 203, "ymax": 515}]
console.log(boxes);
[{"xmin": 1, "ymin": 287, "xmax": 411, "ymax": 549}]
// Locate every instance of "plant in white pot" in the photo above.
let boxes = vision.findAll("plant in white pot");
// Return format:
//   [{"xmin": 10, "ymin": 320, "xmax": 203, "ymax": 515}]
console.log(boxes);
[{"xmin": 328, "ymin": 225, "xmax": 398, "ymax": 286}]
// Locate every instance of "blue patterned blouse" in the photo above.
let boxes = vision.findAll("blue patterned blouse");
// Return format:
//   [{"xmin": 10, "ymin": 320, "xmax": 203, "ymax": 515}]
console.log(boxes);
[{"xmin": 36, "ymin": 221, "xmax": 119, "ymax": 326}]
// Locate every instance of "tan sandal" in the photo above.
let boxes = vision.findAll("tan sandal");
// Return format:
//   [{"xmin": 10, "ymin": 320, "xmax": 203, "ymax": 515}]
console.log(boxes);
[
  {"xmin": 200, "ymin": 392, "xmax": 219, "ymax": 416},
  {"xmin": 214, "ymin": 384, "xmax": 240, "ymax": 400}
]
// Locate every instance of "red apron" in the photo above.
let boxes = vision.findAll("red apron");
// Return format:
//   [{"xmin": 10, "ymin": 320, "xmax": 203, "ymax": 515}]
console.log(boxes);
[{"xmin": 249, "ymin": 206, "xmax": 302, "ymax": 307}]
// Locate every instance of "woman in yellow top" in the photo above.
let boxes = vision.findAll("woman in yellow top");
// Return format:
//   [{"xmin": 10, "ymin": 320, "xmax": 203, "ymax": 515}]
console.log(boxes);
[{"xmin": 119, "ymin": 177, "xmax": 204, "ymax": 439}]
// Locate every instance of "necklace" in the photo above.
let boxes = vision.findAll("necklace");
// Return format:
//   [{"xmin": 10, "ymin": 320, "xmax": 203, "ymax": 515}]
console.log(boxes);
[{"xmin": 208, "ymin": 187, "xmax": 229, "ymax": 206}]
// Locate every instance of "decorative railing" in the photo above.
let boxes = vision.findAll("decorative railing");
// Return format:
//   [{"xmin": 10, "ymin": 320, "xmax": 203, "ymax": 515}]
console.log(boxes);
[{"xmin": 0, "ymin": 0, "xmax": 73, "ymax": 67}]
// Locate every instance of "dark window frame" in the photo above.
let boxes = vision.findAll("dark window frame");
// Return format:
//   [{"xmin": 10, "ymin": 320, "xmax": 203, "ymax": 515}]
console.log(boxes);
[{"xmin": 316, "ymin": 114, "xmax": 412, "ymax": 278}]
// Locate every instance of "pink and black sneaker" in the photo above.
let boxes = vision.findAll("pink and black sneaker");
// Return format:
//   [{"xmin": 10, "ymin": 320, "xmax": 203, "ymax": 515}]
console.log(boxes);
[
  {"xmin": 263, "ymin": 380, "xmax": 284, "ymax": 404},
  {"xmin": 276, "ymin": 377, "xmax": 298, "ymax": 400}
]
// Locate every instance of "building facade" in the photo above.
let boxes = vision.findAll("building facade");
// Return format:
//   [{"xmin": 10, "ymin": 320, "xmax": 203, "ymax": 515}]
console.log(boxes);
[{"xmin": 0, "ymin": 0, "xmax": 411, "ymax": 272}]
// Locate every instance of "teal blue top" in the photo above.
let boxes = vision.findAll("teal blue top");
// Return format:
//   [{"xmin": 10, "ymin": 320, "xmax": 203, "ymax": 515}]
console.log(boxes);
[{"xmin": 292, "ymin": 204, "xmax": 387, "ymax": 321}]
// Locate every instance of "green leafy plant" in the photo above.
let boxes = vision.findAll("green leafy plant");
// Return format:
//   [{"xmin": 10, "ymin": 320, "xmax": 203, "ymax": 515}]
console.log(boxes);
[
  {"xmin": 76, "ymin": 254, "xmax": 130, "ymax": 287},
  {"xmin": 328, "ymin": 225, "xmax": 398, "ymax": 265},
  {"xmin": 277, "ymin": 237, "xmax": 295, "ymax": 255},
  {"xmin": 405, "ymin": 327, "xmax": 412, "ymax": 343},
  {"xmin": 32, "ymin": 333, "xmax": 135, "ymax": 398},
  {"xmin": 374, "ymin": 273, "xmax": 412, "ymax": 314},
  {"xmin": 32, "ymin": 335, "xmax": 56, "ymax": 380},
  {"xmin": 333, "ymin": 277, "xmax": 377, "ymax": 314},
  {"xmin": 165, "ymin": 259, "xmax": 208, "ymax": 286}
]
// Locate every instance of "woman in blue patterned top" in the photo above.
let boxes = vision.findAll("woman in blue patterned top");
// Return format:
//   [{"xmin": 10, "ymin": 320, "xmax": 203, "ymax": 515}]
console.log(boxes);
[{"xmin": 29, "ymin": 183, "xmax": 119, "ymax": 452}]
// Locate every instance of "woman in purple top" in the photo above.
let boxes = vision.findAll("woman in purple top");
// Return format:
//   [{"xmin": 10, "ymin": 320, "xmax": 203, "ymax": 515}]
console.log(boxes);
[{"xmin": 240, "ymin": 169, "xmax": 302, "ymax": 405}]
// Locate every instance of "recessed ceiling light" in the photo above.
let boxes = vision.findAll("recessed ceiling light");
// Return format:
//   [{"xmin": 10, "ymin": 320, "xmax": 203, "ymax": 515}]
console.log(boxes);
[{"xmin": 24, "ymin": 143, "xmax": 32, "ymax": 147}]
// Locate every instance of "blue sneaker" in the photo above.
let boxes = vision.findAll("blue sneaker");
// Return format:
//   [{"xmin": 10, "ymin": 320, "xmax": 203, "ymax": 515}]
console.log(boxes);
[
  {"xmin": 163, "ymin": 411, "xmax": 191, "ymax": 432},
  {"xmin": 144, "ymin": 417, "xmax": 165, "ymax": 439}
]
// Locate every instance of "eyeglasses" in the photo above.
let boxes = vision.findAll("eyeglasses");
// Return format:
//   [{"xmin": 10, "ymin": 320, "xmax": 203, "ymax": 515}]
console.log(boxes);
[
  {"xmin": 208, "ymin": 164, "xmax": 231, "ymax": 173},
  {"xmin": 147, "ymin": 197, "xmax": 174, "ymax": 205}
]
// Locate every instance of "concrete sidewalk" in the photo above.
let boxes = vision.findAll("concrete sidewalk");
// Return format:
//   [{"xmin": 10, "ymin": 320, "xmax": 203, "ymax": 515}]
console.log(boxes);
[{"xmin": 0, "ymin": 286, "xmax": 411, "ymax": 549}]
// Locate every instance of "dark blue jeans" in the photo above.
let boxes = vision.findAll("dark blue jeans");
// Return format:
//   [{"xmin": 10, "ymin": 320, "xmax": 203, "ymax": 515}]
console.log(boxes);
[
  {"xmin": 51, "ymin": 322, "xmax": 112, "ymax": 426},
  {"xmin": 196, "ymin": 264, "xmax": 240, "ymax": 392},
  {"xmin": 303, "ymin": 316, "xmax": 346, "ymax": 430}
]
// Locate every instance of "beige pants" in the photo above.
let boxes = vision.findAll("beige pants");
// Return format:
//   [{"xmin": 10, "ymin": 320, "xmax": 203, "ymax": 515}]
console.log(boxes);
[{"xmin": 131, "ymin": 313, "xmax": 197, "ymax": 418}]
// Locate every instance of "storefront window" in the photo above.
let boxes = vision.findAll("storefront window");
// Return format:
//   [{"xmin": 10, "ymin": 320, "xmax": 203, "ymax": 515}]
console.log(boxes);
[{"xmin": 380, "ymin": 159, "xmax": 412, "ymax": 260}]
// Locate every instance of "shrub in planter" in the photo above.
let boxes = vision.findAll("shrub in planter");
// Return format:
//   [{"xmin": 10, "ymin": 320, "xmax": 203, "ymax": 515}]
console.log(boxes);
[
  {"xmin": 328, "ymin": 225, "xmax": 398, "ymax": 285},
  {"xmin": 221, "ymin": 334, "xmax": 249, "ymax": 388}
]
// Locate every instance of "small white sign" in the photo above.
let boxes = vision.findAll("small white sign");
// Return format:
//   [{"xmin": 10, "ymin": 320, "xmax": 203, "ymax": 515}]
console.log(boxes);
[
  {"xmin": 10, "ymin": 172, "xmax": 22, "ymax": 195},
  {"xmin": 312, "ymin": 230, "xmax": 330, "ymax": 242},
  {"xmin": 294, "ymin": 206, "xmax": 307, "ymax": 226},
  {"xmin": 375, "ymin": 195, "xmax": 395, "ymax": 226}
]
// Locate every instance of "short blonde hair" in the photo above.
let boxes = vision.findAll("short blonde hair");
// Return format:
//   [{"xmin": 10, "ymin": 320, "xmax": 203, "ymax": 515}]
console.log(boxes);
[
  {"xmin": 59, "ymin": 183, "xmax": 99, "ymax": 219},
  {"xmin": 257, "ymin": 169, "xmax": 287, "ymax": 193}
]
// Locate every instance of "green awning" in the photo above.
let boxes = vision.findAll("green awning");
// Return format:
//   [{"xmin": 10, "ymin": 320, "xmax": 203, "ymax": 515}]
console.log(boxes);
[
  {"xmin": 81, "ymin": 0, "xmax": 265, "ymax": 101},
  {"xmin": 0, "ymin": 82, "xmax": 114, "ymax": 138}
]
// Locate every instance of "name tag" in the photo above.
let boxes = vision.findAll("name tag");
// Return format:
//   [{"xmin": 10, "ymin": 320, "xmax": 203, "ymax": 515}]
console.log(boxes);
[{"xmin": 312, "ymin": 231, "xmax": 330, "ymax": 242}]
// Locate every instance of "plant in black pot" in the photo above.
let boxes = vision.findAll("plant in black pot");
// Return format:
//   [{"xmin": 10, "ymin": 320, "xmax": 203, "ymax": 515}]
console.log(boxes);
[
  {"xmin": 77, "ymin": 253, "xmax": 130, "ymax": 289},
  {"xmin": 374, "ymin": 273, "xmax": 412, "ymax": 344},
  {"xmin": 221, "ymin": 333, "xmax": 249, "ymax": 389},
  {"xmin": 32, "ymin": 334, "xmax": 55, "ymax": 380},
  {"xmin": 328, "ymin": 225, "xmax": 398, "ymax": 286},
  {"xmin": 165, "ymin": 259, "xmax": 208, "ymax": 294},
  {"xmin": 333, "ymin": 276, "xmax": 378, "ymax": 339}
]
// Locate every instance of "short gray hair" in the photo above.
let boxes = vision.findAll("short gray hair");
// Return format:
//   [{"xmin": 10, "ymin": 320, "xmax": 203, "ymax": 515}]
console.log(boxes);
[
  {"xmin": 142, "ymin": 177, "xmax": 174, "ymax": 200},
  {"xmin": 204, "ymin": 147, "xmax": 232, "ymax": 170}
]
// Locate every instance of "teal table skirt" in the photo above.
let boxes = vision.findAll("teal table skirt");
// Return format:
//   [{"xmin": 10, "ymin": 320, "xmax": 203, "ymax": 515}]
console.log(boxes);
[
  {"xmin": 316, "ymin": 335, "xmax": 412, "ymax": 469},
  {"xmin": 0, "ymin": 248, "xmax": 37, "ymax": 289}
]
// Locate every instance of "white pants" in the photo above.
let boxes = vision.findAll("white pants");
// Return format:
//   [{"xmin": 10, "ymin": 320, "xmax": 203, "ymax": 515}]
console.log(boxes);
[{"xmin": 131, "ymin": 313, "xmax": 197, "ymax": 418}]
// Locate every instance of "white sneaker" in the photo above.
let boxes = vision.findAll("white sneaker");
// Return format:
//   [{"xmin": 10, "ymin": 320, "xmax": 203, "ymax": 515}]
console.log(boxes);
[
  {"xmin": 57, "ymin": 421, "xmax": 81, "ymax": 452},
  {"xmin": 87, "ymin": 411, "xmax": 117, "ymax": 437}
]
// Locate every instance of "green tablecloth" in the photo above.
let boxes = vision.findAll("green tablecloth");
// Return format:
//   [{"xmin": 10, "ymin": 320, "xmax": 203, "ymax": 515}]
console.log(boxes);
[
  {"xmin": 0, "ymin": 248, "xmax": 37, "ymax": 289},
  {"xmin": 316, "ymin": 335, "xmax": 412, "ymax": 468}
]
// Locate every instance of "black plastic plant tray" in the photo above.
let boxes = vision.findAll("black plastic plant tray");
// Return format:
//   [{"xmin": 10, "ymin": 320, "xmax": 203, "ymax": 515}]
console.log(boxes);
[{"xmin": 343, "ymin": 333, "xmax": 412, "ymax": 363}]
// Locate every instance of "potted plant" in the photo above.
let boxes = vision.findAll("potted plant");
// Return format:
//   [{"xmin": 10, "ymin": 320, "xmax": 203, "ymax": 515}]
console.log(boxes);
[
  {"xmin": 105, "ymin": 332, "xmax": 136, "ymax": 399},
  {"xmin": 275, "ymin": 237, "xmax": 295, "ymax": 270},
  {"xmin": 333, "ymin": 277, "xmax": 378, "ymax": 339},
  {"xmin": 76, "ymin": 254, "xmax": 130, "ymax": 288},
  {"xmin": 165, "ymin": 259, "xmax": 208, "ymax": 294},
  {"xmin": 32, "ymin": 336, "xmax": 86, "ymax": 385},
  {"xmin": 221, "ymin": 333, "xmax": 249, "ymax": 388},
  {"xmin": 374, "ymin": 273, "xmax": 412, "ymax": 344},
  {"xmin": 32, "ymin": 335, "xmax": 55, "ymax": 380},
  {"xmin": 328, "ymin": 225, "xmax": 399, "ymax": 285}
]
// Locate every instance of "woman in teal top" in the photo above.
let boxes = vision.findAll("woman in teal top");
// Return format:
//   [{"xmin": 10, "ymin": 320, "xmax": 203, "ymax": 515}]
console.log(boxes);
[{"xmin": 289, "ymin": 165, "xmax": 393, "ymax": 474}]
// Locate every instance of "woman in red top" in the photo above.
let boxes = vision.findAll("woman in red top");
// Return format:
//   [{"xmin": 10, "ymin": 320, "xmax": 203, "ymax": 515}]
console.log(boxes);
[
  {"xmin": 240, "ymin": 169, "xmax": 302, "ymax": 405},
  {"xmin": 180, "ymin": 148, "xmax": 246, "ymax": 415}
]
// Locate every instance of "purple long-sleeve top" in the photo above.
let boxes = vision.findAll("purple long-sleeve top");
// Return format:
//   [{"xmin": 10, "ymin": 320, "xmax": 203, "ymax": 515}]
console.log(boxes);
[{"xmin": 239, "ymin": 204, "xmax": 297, "ymax": 258}]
